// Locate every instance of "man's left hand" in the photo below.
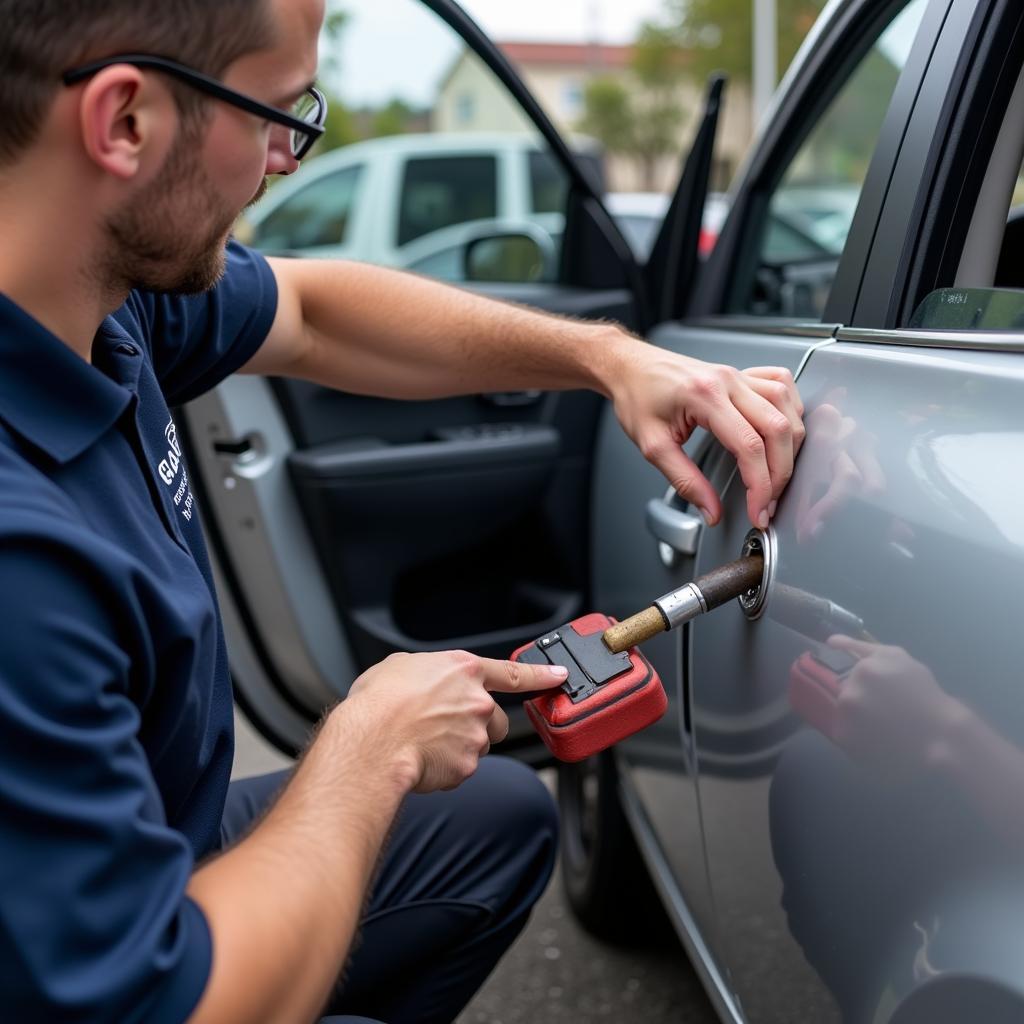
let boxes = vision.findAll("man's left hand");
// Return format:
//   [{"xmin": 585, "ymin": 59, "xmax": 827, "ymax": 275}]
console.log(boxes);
[{"xmin": 606, "ymin": 343, "xmax": 805, "ymax": 529}]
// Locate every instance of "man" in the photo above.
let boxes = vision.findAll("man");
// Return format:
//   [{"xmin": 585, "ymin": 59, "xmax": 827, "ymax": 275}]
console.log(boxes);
[{"xmin": 0, "ymin": 0, "xmax": 804, "ymax": 1021}]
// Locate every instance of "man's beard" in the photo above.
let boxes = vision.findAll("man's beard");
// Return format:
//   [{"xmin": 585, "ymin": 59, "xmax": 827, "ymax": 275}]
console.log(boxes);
[
  {"xmin": 101, "ymin": 128, "xmax": 246, "ymax": 297},
  {"xmin": 247, "ymin": 176, "xmax": 270, "ymax": 209}
]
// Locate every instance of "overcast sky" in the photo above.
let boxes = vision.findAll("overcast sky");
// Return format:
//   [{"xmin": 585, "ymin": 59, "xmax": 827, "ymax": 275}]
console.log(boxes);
[
  {"xmin": 329, "ymin": 0, "xmax": 665, "ymax": 106},
  {"xmin": 459, "ymin": 0, "xmax": 665, "ymax": 43}
]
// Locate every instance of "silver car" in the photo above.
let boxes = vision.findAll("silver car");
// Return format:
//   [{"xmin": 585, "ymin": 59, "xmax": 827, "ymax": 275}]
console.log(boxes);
[{"xmin": 184, "ymin": 0, "xmax": 1024, "ymax": 1020}]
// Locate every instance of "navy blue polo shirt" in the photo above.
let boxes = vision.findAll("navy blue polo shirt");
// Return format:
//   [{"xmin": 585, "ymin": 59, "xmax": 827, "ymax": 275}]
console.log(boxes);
[{"xmin": 0, "ymin": 242, "xmax": 278, "ymax": 1021}]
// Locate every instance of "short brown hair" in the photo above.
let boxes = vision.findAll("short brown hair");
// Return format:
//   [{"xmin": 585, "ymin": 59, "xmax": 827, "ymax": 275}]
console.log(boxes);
[{"xmin": 0, "ymin": 0, "xmax": 274, "ymax": 165}]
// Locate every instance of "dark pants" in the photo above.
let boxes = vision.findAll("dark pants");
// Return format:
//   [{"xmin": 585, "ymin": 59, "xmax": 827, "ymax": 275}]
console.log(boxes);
[{"xmin": 220, "ymin": 756, "xmax": 559, "ymax": 1024}]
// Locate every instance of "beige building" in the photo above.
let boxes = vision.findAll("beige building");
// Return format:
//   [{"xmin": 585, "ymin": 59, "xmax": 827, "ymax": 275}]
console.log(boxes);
[{"xmin": 433, "ymin": 41, "xmax": 753, "ymax": 194}]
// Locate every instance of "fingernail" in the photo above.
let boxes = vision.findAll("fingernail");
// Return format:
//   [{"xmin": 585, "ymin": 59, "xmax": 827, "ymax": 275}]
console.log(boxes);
[
  {"xmin": 758, "ymin": 510, "xmax": 770, "ymax": 529},
  {"xmin": 768, "ymin": 500, "xmax": 778, "ymax": 518},
  {"xmin": 699, "ymin": 507, "xmax": 714, "ymax": 526},
  {"xmin": 548, "ymin": 666, "xmax": 569, "ymax": 678}
]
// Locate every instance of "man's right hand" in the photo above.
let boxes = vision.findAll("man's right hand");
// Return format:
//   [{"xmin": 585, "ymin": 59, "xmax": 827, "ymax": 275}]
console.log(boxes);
[{"xmin": 343, "ymin": 651, "xmax": 569, "ymax": 794}]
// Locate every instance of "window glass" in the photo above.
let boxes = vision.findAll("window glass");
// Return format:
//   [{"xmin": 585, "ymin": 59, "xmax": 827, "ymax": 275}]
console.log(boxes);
[
  {"xmin": 397, "ymin": 156, "xmax": 498, "ymax": 247},
  {"xmin": 738, "ymin": 0, "xmax": 929, "ymax": 317},
  {"xmin": 251, "ymin": 165, "xmax": 363, "ymax": 252},
  {"xmin": 615, "ymin": 215, "xmax": 661, "ymax": 261},
  {"xmin": 529, "ymin": 151, "xmax": 569, "ymax": 215},
  {"xmin": 239, "ymin": 0, "xmax": 573, "ymax": 285}
]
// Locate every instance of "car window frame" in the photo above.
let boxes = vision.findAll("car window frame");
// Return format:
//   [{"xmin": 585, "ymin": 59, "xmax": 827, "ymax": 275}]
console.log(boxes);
[
  {"xmin": 861, "ymin": 0, "xmax": 1024, "ymax": 329},
  {"xmin": 734, "ymin": 0, "xmax": 932, "ymax": 319},
  {"xmin": 422, "ymin": 0, "xmax": 646, "ymax": 309},
  {"xmin": 689, "ymin": 0, "xmax": 952, "ymax": 326}
]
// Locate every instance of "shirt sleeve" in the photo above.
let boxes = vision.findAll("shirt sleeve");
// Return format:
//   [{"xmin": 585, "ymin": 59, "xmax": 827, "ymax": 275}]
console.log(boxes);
[
  {"xmin": 128, "ymin": 240, "xmax": 279, "ymax": 407},
  {"xmin": 0, "ymin": 520, "xmax": 212, "ymax": 1023}
]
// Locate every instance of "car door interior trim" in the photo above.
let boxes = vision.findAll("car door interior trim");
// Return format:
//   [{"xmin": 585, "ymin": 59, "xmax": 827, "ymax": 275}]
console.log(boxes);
[{"xmin": 181, "ymin": 377, "xmax": 355, "ymax": 716}]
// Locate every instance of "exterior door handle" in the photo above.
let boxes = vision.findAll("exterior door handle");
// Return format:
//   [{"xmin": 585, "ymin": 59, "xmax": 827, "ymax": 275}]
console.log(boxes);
[{"xmin": 646, "ymin": 496, "xmax": 703, "ymax": 563}]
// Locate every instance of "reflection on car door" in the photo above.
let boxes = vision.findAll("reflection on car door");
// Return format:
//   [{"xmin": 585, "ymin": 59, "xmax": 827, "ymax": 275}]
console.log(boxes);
[
  {"xmin": 593, "ymin": 0, "xmax": 934, "ymax": 1015},
  {"xmin": 683, "ymin": 1, "xmax": 992, "ymax": 1020},
  {"xmin": 701, "ymin": 329, "xmax": 1024, "ymax": 1023}
]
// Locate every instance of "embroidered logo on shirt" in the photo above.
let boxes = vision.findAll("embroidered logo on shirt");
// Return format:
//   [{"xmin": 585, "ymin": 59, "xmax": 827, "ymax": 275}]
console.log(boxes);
[{"xmin": 158, "ymin": 419, "xmax": 196, "ymax": 522}]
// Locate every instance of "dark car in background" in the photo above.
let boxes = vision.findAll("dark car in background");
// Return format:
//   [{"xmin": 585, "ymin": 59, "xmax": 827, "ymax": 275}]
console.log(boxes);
[{"xmin": 183, "ymin": 0, "xmax": 1024, "ymax": 1020}]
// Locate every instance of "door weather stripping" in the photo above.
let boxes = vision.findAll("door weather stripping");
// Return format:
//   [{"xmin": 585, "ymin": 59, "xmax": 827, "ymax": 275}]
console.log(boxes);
[{"xmin": 837, "ymin": 326, "xmax": 1024, "ymax": 353}]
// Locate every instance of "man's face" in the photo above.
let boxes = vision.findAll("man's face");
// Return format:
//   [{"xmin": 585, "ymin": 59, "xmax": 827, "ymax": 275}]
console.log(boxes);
[{"xmin": 101, "ymin": 0, "xmax": 324, "ymax": 296}]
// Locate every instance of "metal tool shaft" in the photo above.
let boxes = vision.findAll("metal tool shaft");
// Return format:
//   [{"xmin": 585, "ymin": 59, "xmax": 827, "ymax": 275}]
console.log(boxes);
[{"xmin": 602, "ymin": 554, "xmax": 765, "ymax": 654}]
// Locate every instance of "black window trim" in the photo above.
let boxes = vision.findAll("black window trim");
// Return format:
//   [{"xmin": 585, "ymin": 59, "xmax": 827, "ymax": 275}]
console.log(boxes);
[
  {"xmin": 872, "ymin": 0, "xmax": 1024, "ymax": 328},
  {"xmin": 690, "ymin": 0, "xmax": 950, "ymax": 324}
]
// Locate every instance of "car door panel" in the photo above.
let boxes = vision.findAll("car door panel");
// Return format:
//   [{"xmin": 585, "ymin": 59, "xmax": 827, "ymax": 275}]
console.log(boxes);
[
  {"xmin": 287, "ymin": 423, "xmax": 571, "ymax": 666},
  {"xmin": 588, "ymin": 0, "xmax": 937, "ymax": 1003},
  {"xmin": 261, "ymin": 285, "xmax": 637, "ymax": 670},
  {"xmin": 592, "ymin": 324, "xmax": 827, "ymax": 957},
  {"xmin": 692, "ymin": 337, "xmax": 1024, "ymax": 1022}
]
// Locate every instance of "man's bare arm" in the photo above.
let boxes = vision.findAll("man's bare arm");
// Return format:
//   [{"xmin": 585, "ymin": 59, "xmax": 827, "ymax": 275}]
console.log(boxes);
[
  {"xmin": 242, "ymin": 258, "xmax": 804, "ymax": 530},
  {"xmin": 185, "ymin": 699, "xmax": 409, "ymax": 1024},
  {"xmin": 186, "ymin": 653, "xmax": 567, "ymax": 1024}
]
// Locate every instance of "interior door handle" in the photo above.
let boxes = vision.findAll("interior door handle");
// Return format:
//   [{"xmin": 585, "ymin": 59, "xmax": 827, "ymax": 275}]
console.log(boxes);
[
  {"xmin": 480, "ymin": 390, "xmax": 543, "ymax": 408},
  {"xmin": 646, "ymin": 497, "xmax": 703, "ymax": 559}
]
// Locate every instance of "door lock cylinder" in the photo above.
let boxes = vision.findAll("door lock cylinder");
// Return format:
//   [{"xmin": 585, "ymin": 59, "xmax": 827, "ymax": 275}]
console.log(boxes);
[{"xmin": 603, "ymin": 527, "xmax": 775, "ymax": 653}]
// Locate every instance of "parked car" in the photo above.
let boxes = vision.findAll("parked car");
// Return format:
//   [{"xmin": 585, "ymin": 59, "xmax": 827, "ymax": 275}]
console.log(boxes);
[
  {"xmin": 610, "ymin": 188, "xmax": 856, "ymax": 266},
  {"xmin": 181, "ymin": 0, "xmax": 1024, "ymax": 1020},
  {"xmin": 605, "ymin": 191, "xmax": 677, "ymax": 261},
  {"xmin": 236, "ymin": 132, "xmax": 603, "ymax": 283}
]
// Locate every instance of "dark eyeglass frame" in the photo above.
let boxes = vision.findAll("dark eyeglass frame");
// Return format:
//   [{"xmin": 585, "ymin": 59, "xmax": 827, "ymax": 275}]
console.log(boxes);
[{"xmin": 62, "ymin": 54, "xmax": 327, "ymax": 161}]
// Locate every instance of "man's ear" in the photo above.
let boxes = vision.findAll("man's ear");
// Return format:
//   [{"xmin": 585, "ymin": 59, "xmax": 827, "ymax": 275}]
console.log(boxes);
[{"xmin": 75, "ymin": 66, "xmax": 176, "ymax": 181}]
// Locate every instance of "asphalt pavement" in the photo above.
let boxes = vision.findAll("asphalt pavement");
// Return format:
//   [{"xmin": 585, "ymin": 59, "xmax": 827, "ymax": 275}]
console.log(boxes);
[
  {"xmin": 455, "ymin": 855, "xmax": 718, "ymax": 1024},
  {"xmin": 233, "ymin": 708, "xmax": 719, "ymax": 1023}
]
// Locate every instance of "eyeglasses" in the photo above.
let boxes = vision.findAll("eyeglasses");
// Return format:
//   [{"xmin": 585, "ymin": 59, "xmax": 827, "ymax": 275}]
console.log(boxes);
[{"xmin": 62, "ymin": 54, "xmax": 327, "ymax": 161}]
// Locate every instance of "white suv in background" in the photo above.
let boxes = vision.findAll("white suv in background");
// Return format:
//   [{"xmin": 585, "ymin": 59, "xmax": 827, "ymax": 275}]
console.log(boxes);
[{"xmin": 236, "ymin": 132, "xmax": 603, "ymax": 282}]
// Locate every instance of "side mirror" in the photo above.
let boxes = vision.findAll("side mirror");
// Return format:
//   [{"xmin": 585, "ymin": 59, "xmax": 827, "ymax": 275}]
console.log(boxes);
[{"xmin": 465, "ymin": 232, "xmax": 551, "ymax": 284}]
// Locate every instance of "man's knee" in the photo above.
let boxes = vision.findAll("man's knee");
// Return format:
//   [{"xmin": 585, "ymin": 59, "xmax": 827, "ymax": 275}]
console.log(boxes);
[
  {"xmin": 477, "ymin": 758, "xmax": 558, "ymax": 853},
  {"xmin": 472, "ymin": 757, "xmax": 559, "ymax": 910},
  {"xmin": 490, "ymin": 757, "xmax": 558, "ymax": 833}
]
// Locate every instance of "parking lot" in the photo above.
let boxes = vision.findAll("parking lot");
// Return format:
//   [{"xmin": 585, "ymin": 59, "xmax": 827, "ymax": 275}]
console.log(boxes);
[
  {"xmin": 233, "ymin": 710, "xmax": 717, "ymax": 1023},
  {"xmin": 456, "ymin": 860, "xmax": 716, "ymax": 1024}
]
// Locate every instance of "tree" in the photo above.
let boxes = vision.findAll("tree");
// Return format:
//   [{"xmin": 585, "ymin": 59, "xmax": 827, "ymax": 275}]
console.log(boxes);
[
  {"xmin": 580, "ymin": 25, "xmax": 690, "ymax": 190},
  {"xmin": 580, "ymin": 78, "xmax": 634, "ymax": 155},
  {"xmin": 371, "ymin": 99, "xmax": 416, "ymax": 139},
  {"xmin": 665, "ymin": 0, "xmax": 826, "ymax": 87},
  {"xmin": 630, "ymin": 24, "xmax": 691, "ymax": 190},
  {"xmin": 308, "ymin": 4, "xmax": 359, "ymax": 156}
]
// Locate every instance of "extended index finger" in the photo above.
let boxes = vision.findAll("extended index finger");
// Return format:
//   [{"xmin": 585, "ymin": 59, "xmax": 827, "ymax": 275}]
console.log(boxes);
[{"xmin": 478, "ymin": 657, "xmax": 569, "ymax": 694}]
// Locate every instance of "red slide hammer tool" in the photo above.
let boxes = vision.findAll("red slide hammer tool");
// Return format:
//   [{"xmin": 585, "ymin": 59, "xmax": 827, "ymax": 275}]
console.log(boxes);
[{"xmin": 511, "ymin": 553, "xmax": 765, "ymax": 762}]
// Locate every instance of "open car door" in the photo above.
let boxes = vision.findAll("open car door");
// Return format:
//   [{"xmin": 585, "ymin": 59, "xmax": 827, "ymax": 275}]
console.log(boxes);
[{"xmin": 177, "ymin": 0, "xmax": 722, "ymax": 758}]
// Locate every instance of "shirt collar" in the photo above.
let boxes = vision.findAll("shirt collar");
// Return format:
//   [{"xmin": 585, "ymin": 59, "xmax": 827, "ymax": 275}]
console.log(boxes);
[{"xmin": 0, "ymin": 292, "xmax": 134, "ymax": 465}]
